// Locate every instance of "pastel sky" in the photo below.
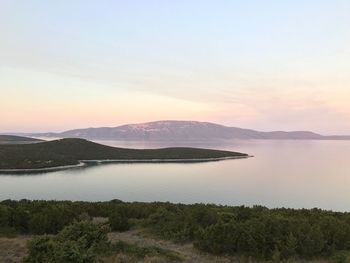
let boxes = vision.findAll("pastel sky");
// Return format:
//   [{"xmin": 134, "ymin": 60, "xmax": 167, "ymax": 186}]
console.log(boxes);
[{"xmin": 1, "ymin": 0, "xmax": 350, "ymax": 134}]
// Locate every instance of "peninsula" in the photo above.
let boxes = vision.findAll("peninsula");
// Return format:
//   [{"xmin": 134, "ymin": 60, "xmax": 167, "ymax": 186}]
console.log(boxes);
[
  {"xmin": 0, "ymin": 135, "xmax": 43, "ymax": 144},
  {"xmin": 0, "ymin": 138, "xmax": 248, "ymax": 170}
]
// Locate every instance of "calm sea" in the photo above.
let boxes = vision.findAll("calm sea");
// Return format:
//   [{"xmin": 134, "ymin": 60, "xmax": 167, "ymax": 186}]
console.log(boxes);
[{"xmin": 1, "ymin": 140, "xmax": 349, "ymax": 211}]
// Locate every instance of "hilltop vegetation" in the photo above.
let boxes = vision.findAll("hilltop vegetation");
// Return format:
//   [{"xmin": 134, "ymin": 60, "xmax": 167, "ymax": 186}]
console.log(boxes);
[
  {"xmin": 1, "ymin": 200, "xmax": 350, "ymax": 262},
  {"xmin": 0, "ymin": 138, "xmax": 247, "ymax": 169},
  {"xmin": 0, "ymin": 135, "xmax": 43, "ymax": 144}
]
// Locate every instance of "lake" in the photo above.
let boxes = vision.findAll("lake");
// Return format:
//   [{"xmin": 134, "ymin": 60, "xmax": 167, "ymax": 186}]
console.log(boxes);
[{"xmin": 1, "ymin": 140, "xmax": 350, "ymax": 211}]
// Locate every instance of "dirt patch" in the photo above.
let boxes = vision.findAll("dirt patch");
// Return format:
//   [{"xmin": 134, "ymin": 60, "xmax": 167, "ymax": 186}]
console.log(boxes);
[
  {"xmin": 108, "ymin": 230, "xmax": 235, "ymax": 263},
  {"xmin": 0, "ymin": 232, "xmax": 331, "ymax": 263},
  {"xmin": 0, "ymin": 236, "xmax": 31, "ymax": 263},
  {"xmin": 107, "ymin": 231, "xmax": 332, "ymax": 263}
]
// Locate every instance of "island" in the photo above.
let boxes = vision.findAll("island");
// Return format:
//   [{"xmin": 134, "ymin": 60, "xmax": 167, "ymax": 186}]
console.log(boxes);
[{"xmin": 0, "ymin": 138, "xmax": 249, "ymax": 171}]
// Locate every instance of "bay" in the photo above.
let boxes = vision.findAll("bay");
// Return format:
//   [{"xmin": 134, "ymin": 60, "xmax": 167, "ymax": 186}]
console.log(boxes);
[{"xmin": 1, "ymin": 140, "xmax": 349, "ymax": 211}]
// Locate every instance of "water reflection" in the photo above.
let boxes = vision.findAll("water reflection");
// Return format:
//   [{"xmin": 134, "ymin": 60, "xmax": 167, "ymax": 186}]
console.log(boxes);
[{"xmin": 0, "ymin": 140, "xmax": 349, "ymax": 212}]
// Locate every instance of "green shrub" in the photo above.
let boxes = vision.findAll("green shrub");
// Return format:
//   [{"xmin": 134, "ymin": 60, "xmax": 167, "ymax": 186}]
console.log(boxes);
[
  {"xmin": 109, "ymin": 208, "xmax": 130, "ymax": 232},
  {"xmin": 24, "ymin": 220, "xmax": 110, "ymax": 263},
  {"xmin": 332, "ymin": 251, "xmax": 350, "ymax": 263},
  {"xmin": 2, "ymin": 200, "xmax": 350, "ymax": 261},
  {"xmin": 112, "ymin": 240, "xmax": 182, "ymax": 261}
]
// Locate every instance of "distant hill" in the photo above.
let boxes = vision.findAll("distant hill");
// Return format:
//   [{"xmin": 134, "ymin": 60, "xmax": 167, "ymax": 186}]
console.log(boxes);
[
  {"xmin": 28, "ymin": 120, "xmax": 350, "ymax": 141},
  {"xmin": 0, "ymin": 135, "xmax": 43, "ymax": 144},
  {"xmin": 0, "ymin": 138, "xmax": 248, "ymax": 170}
]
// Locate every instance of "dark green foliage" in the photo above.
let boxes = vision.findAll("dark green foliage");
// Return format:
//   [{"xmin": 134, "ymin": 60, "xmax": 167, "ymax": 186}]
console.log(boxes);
[
  {"xmin": 0, "ymin": 138, "xmax": 247, "ymax": 169},
  {"xmin": 0, "ymin": 204, "xmax": 17, "ymax": 235},
  {"xmin": 146, "ymin": 204, "xmax": 219, "ymax": 242},
  {"xmin": 0, "ymin": 135, "xmax": 43, "ymax": 144},
  {"xmin": 0, "ymin": 205, "xmax": 11, "ymax": 227},
  {"xmin": 1, "ymin": 199, "xmax": 350, "ymax": 261},
  {"xmin": 109, "ymin": 206, "xmax": 130, "ymax": 231},
  {"xmin": 111, "ymin": 240, "xmax": 182, "ymax": 261},
  {"xmin": 24, "ymin": 220, "xmax": 110, "ymax": 263},
  {"xmin": 332, "ymin": 251, "xmax": 350, "ymax": 263},
  {"xmin": 194, "ymin": 210, "xmax": 350, "ymax": 260},
  {"xmin": 24, "ymin": 235, "xmax": 56, "ymax": 263},
  {"xmin": 28, "ymin": 205, "xmax": 77, "ymax": 234},
  {"xmin": 24, "ymin": 219, "xmax": 181, "ymax": 263}
]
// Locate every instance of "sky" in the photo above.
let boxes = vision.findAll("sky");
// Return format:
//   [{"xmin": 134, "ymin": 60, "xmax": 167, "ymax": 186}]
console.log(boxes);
[{"xmin": 1, "ymin": 0, "xmax": 350, "ymax": 134}]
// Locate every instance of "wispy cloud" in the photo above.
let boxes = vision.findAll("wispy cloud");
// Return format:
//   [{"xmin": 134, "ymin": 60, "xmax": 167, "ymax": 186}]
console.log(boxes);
[{"xmin": 1, "ymin": 1, "xmax": 350, "ymax": 133}]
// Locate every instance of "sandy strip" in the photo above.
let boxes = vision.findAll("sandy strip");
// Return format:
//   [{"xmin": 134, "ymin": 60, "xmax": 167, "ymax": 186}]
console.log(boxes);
[
  {"xmin": 81, "ymin": 155, "xmax": 250, "ymax": 163},
  {"xmin": 0, "ymin": 162, "xmax": 86, "ymax": 172}
]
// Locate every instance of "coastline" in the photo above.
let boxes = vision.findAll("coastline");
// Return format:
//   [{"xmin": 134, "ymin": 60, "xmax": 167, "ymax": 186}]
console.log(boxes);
[
  {"xmin": 0, "ymin": 155, "xmax": 251, "ymax": 173},
  {"xmin": 0, "ymin": 162, "xmax": 86, "ymax": 173}
]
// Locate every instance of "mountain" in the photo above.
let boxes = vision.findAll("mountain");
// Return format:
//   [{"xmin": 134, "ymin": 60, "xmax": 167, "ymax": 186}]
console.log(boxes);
[
  {"xmin": 0, "ymin": 138, "xmax": 247, "ymax": 170},
  {"xmin": 0, "ymin": 135, "xmax": 44, "ymax": 144},
  {"xmin": 28, "ymin": 120, "xmax": 350, "ymax": 141}
]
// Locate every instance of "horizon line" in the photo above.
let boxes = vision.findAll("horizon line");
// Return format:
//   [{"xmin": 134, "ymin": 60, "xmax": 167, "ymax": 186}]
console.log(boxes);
[{"xmin": 1, "ymin": 119, "xmax": 350, "ymax": 137}]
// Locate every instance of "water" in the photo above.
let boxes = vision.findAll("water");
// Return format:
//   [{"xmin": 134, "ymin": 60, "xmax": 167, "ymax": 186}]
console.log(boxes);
[{"xmin": 1, "ymin": 140, "xmax": 350, "ymax": 211}]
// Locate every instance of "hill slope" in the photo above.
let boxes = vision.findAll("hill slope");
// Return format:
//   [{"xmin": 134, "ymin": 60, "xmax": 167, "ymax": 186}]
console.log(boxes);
[
  {"xmin": 28, "ymin": 120, "xmax": 350, "ymax": 141},
  {"xmin": 0, "ymin": 138, "xmax": 248, "ymax": 169},
  {"xmin": 0, "ymin": 135, "xmax": 43, "ymax": 144}
]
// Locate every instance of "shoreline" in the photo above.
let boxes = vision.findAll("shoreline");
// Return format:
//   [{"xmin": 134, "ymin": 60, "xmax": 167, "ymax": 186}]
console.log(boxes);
[{"xmin": 0, "ymin": 155, "xmax": 251, "ymax": 173}]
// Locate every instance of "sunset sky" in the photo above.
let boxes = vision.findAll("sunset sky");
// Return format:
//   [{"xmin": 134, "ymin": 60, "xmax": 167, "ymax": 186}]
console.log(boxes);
[{"xmin": 1, "ymin": 0, "xmax": 350, "ymax": 134}]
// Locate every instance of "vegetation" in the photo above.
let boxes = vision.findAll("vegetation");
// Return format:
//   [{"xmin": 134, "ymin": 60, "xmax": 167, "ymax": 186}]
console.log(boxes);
[
  {"xmin": 0, "ymin": 138, "xmax": 247, "ymax": 169},
  {"xmin": 110, "ymin": 240, "xmax": 182, "ymax": 261},
  {"xmin": 1, "ymin": 199, "xmax": 350, "ymax": 262},
  {"xmin": 0, "ymin": 135, "xmax": 43, "ymax": 144},
  {"xmin": 24, "ymin": 219, "xmax": 182, "ymax": 262},
  {"xmin": 24, "ymin": 220, "xmax": 110, "ymax": 263}
]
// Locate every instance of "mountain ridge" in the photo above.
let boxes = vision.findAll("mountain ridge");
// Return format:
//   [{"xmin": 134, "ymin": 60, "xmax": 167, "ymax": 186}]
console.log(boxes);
[{"xmin": 24, "ymin": 120, "xmax": 350, "ymax": 141}]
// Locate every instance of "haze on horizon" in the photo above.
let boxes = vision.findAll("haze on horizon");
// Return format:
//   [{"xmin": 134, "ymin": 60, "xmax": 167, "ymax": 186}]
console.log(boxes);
[{"xmin": 1, "ymin": 0, "xmax": 350, "ymax": 134}]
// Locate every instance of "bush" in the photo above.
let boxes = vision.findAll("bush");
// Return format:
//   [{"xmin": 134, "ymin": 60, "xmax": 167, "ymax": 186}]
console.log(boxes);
[
  {"xmin": 2, "ymin": 200, "xmax": 350, "ymax": 261},
  {"xmin": 112, "ymin": 240, "xmax": 182, "ymax": 261},
  {"xmin": 24, "ymin": 220, "xmax": 110, "ymax": 263},
  {"xmin": 109, "ymin": 208, "xmax": 130, "ymax": 232},
  {"xmin": 332, "ymin": 251, "xmax": 350, "ymax": 263}
]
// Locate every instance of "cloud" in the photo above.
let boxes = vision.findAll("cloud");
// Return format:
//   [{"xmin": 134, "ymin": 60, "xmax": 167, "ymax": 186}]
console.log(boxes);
[{"xmin": 1, "ymin": 1, "xmax": 350, "ymax": 133}]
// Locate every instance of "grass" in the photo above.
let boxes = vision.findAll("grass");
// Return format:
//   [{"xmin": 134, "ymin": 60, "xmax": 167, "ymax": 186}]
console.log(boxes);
[
  {"xmin": 0, "ymin": 138, "xmax": 248, "ymax": 169},
  {"xmin": 109, "ymin": 240, "xmax": 182, "ymax": 261}
]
